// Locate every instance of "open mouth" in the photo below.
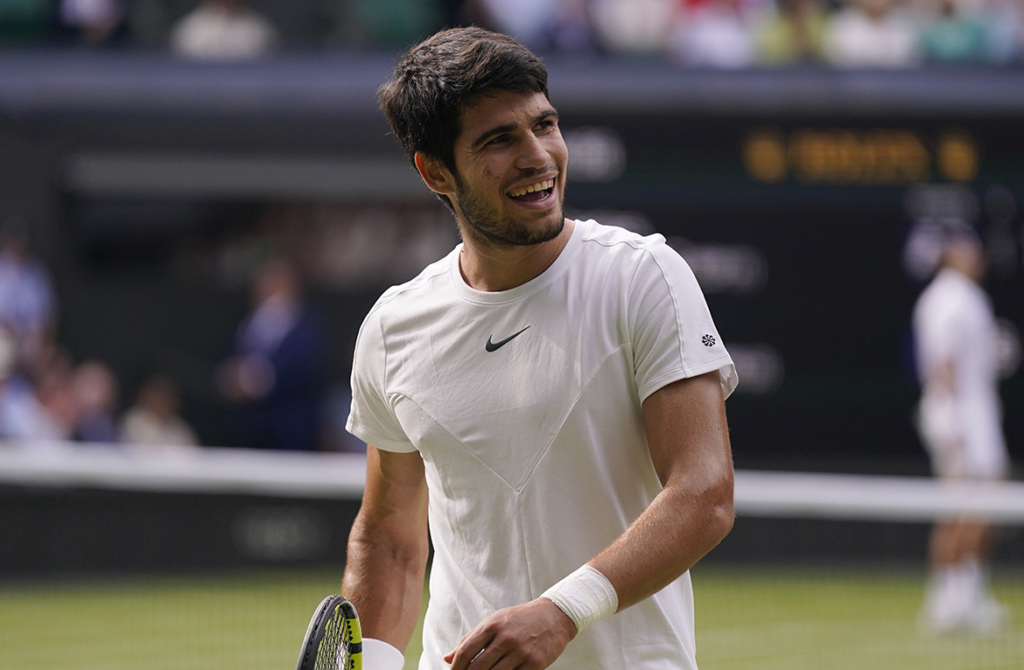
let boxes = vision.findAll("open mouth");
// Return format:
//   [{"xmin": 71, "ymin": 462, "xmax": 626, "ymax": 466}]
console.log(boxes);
[{"xmin": 506, "ymin": 178, "xmax": 555, "ymax": 203}]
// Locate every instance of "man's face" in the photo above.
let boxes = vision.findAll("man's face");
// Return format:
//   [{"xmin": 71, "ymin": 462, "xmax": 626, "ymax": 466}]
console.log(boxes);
[{"xmin": 448, "ymin": 89, "xmax": 568, "ymax": 247}]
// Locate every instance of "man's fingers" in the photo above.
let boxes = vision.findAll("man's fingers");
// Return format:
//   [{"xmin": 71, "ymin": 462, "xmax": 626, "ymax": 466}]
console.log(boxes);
[
  {"xmin": 445, "ymin": 629, "xmax": 493, "ymax": 670},
  {"xmin": 446, "ymin": 639, "xmax": 524, "ymax": 670},
  {"xmin": 445, "ymin": 599, "xmax": 574, "ymax": 669}
]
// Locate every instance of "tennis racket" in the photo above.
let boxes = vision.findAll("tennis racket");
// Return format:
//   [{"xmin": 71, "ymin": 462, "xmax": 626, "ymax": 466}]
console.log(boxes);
[{"xmin": 296, "ymin": 595, "xmax": 363, "ymax": 670}]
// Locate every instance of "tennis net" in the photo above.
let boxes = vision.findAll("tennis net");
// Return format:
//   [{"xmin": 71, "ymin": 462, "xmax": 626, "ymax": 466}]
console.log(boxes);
[{"xmin": 1, "ymin": 443, "xmax": 1022, "ymax": 670}]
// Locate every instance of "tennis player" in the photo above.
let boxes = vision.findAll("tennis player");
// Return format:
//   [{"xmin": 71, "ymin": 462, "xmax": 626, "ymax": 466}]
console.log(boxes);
[
  {"xmin": 342, "ymin": 27, "xmax": 737, "ymax": 670},
  {"xmin": 913, "ymin": 229, "xmax": 1010, "ymax": 633}
]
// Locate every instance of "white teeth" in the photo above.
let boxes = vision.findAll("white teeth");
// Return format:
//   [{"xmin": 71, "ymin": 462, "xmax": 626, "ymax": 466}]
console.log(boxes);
[{"xmin": 508, "ymin": 178, "xmax": 554, "ymax": 198}]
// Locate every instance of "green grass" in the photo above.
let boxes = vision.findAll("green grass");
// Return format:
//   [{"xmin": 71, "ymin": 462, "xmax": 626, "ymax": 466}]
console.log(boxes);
[
  {"xmin": 692, "ymin": 565, "xmax": 1024, "ymax": 670},
  {"xmin": 0, "ymin": 569, "xmax": 344, "ymax": 670},
  {"xmin": 1, "ymin": 566, "xmax": 1021, "ymax": 670},
  {"xmin": 0, "ymin": 568, "xmax": 425, "ymax": 670}
]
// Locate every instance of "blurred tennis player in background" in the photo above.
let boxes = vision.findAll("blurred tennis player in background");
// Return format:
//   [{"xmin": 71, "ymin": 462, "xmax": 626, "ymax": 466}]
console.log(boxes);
[
  {"xmin": 913, "ymin": 227, "xmax": 1011, "ymax": 634},
  {"xmin": 342, "ymin": 26, "xmax": 737, "ymax": 670}
]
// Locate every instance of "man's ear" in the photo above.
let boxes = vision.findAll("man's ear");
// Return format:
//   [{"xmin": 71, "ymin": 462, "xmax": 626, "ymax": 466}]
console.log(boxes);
[{"xmin": 414, "ymin": 152, "xmax": 456, "ymax": 196}]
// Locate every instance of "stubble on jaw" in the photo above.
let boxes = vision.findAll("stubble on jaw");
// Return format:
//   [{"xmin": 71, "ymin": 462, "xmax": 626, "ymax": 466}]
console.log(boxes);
[{"xmin": 452, "ymin": 175, "xmax": 565, "ymax": 249}]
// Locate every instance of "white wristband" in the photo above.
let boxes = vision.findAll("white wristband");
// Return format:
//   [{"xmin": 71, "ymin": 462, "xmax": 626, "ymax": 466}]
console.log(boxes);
[
  {"xmin": 540, "ymin": 565, "xmax": 618, "ymax": 633},
  {"xmin": 361, "ymin": 638, "xmax": 405, "ymax": 670}
]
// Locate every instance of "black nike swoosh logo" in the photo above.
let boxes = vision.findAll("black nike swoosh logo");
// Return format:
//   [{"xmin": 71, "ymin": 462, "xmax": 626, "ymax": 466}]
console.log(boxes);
[{"xmin": 485, "ymin": 326, "xmax": 531, "ymax": 352}]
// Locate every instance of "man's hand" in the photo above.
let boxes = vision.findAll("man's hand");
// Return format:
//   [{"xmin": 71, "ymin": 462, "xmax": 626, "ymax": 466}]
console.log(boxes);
[{"xmin": 444, "ymin": 598, "xmax": 577, "ymax": 670}]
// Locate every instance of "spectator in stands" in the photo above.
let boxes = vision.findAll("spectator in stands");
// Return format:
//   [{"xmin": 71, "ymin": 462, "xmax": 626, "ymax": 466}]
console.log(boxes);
[
  {"xmin": 919, "ymin": 0, "xmax": 987, "ymax": 62},
  {"xmin": 755, "ymin": 0, "xmax": 829, "ymax": 64},
  {"xmin": 170, "ymin": 0, "xmax": 279, "ymax": 60},
  {"xmin": 549, "ymin": 0, "xmax": 601, "ymax": 54},
  {"xmin": 71, "ymin": 359, "xmax": 120, "ymax": 443},
  {"xmin": 27, "ymin": 345, "xmax": 77, "ymax": 440},
  {"xmin": 215, "ymin": 258, "xmax": 326, "ymax": 451},
  {"xmin": 668, "ymin": 0, "xmax": 762, "ymax": 67},
  {"xmin": 0, "ymin": 328, "xmax": 67, "ymax": 441},
  {"xmin": 823, "ymin": 0, "xmax": 922, "ymax": 67},
  {"xmin": 120, "ymin": 374, "xmax": 199, "ymax": 451},
  {"xmin": 913, "ymin": 228, "xmax": 1010, "ymax": 634},
  {"xmin": 591, "ymin": 0, "xmax": 677, "ymax": 55},
  {"xmin": 980, "ymin": 0, "xmax": 1024, "ymax": 62},
  {"xmin": 463, "ymin": 0, "xmax": 557, "ymax": 49},
  {"xmin": 346, "ymin": 0, "xmax": 444, "ymax": 48},
  {"xmin": 464, "ymin": 0, "xmax": 600, "ymax": 54},
  {"xmin": 0, "ymin": 216, "xmax": 57, "ymax": 379},
  {"xmin": 58, "ymin": 0, "xmax": 129, "ymax": 46}
]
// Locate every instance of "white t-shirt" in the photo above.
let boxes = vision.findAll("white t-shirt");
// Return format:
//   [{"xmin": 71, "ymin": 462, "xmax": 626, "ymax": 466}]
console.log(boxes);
[
  {"xmin": 913, "ymin": 268, "xmax": 1007, "ymax": 478},
  {"xmin": 347, "ymin": 219, "xmax": 737, "ymax": 670}
]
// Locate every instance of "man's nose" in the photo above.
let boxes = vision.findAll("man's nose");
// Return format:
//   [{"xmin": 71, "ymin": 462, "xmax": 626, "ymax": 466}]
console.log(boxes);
[{"xmin": 516, "ymin": 133, "xmax": 549, "ymax": 170}]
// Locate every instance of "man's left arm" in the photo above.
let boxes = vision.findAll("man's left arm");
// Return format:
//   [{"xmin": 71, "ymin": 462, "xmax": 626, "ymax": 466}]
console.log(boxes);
[
  {"xmin": 445, "ymin": 370, "xmax": 733, "ymax": 669},
  {"xmin": 589, "ymin": 370, "xmax": 734, "ymax": 609}
]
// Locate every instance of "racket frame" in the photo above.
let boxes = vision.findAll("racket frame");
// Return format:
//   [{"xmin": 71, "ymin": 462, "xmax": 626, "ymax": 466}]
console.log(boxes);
[{"xmin": 296, "ymin": 595, "xmax": 363, "ymax": 670}]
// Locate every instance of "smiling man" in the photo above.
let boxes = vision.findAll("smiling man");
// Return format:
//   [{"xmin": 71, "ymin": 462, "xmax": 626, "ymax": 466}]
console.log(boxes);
[{"xmin": 342, "ymin": 27, "xmax": 738, "ymax": 670}]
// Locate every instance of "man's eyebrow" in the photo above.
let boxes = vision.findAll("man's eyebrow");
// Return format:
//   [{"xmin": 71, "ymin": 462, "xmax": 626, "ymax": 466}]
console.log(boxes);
[
  {"xmin": 469, "ymin": 122, "xmax": 517, "ymax": 150},
  {"xmin": 469, "ymin": 108, "xmax": 560, "ymax": 149},
  {"xmin": 536, "ymin": 108, "xmax": 560, "ymax": 125}
]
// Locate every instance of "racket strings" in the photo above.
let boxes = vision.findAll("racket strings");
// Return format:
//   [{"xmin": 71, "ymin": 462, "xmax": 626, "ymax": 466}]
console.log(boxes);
[{"xmin": 315, "ymin": 607, "xmax": 356, "ymax": 670}]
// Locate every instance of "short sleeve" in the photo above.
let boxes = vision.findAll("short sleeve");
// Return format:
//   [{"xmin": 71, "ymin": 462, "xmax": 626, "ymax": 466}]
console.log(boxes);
[
  {"xmin": 629, "ymin": 240, "xmax": 737, "ymax": 402},
  {"xmin": 346, "ymin": 309, "xmax": 418, "ymax": 453}
]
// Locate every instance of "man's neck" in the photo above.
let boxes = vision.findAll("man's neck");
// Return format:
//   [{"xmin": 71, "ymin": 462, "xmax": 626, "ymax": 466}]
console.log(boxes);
[
  {"xmin": 941, "ymin": 263, "xmax": 982, "ymax": 286},
  {"xmin": 458, "ymin": 218, "xmax": 574, "ymax": 292}
]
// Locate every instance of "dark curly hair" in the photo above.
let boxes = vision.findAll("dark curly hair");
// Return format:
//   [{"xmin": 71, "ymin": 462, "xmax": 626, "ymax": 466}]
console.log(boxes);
[{"xmin": 378, "ymin": 26, "xmax": 550, "ymax": 179}]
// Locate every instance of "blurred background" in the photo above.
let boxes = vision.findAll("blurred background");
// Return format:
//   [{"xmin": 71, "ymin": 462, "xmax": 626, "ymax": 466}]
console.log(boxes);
[
  {"xmin": 1, "ymin": 0, "xmax": 1023, "ymax": 668},
  {"xmin": 0, "ymin": 0, "xmax": 1020, "ymax": 466}
]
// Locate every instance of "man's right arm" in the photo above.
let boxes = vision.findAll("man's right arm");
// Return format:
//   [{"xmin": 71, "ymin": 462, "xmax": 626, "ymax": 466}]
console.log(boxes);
[{"xmin": 342, "ymin": 445, "xmax": 430, "ymax": 653}]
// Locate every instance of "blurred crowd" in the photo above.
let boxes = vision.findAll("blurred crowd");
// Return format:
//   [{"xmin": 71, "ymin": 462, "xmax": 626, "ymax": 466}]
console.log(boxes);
[
  {"xmin": 0, "ymin": 218, "xmax": 191, "ymax": 449},
  {"xmin": 0, "ymin": 215, "xmax": 357, "ymax": 453},
  {"xmin": 0, "ymin": 0, "xmax": 1021, "ymax": 66},
  {"xmin": 0, "ymin": 217, "xmax": 200, "ymax": 451}
]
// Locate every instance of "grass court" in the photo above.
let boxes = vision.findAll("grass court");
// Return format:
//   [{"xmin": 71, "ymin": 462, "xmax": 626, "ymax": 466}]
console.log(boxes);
[{"xmin": 2, "ymin": 566, "xmax": 1022, "ymax": 670}]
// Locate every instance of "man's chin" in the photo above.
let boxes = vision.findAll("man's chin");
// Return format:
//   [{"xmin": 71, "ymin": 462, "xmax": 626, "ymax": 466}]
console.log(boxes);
[
  {"xmin": 465, "ymin": 209, "xmax": 564, "ymax": 248},
  {"xmin": 512, "ymin": 212, "xmax": 564, "ymax": 247}
]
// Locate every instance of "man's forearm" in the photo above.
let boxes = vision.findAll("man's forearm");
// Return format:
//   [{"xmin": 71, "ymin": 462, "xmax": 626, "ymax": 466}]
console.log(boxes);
[
  {"xmin": 589, "ymin": 473, "xmax": 734, "ymax": 611},
  {"xmin": 590, "ymin": 372, "xmax": 735, "ymax": 611},
  {"xmin": 342, "ymin": 520, "xmax": 429, "ymax": 652}
]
